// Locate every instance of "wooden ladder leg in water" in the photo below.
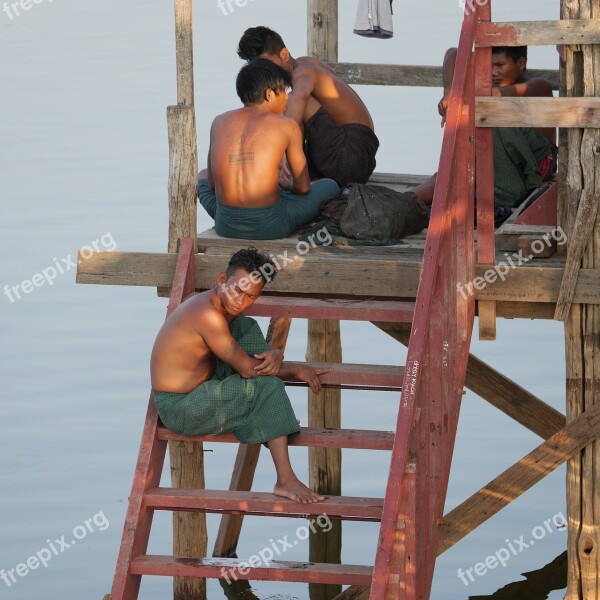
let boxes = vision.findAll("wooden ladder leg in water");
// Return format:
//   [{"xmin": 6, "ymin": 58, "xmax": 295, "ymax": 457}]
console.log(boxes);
[
  {"xmin": 111, "ymin": 238, "xmax": 197, "ymax": 600},
  {"xmin": 212, "ymin": 317, "xmax": 293, "ymax": 559},
  {"xmin": 307, "ymin": 319, "xmax": 343, "ymax": 600}
]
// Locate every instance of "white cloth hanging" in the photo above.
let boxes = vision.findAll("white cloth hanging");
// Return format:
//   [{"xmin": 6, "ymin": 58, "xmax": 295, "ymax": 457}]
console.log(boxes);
[{"xmin": 354, "ymin": 0, "xmax": 393, "ymax": 39}]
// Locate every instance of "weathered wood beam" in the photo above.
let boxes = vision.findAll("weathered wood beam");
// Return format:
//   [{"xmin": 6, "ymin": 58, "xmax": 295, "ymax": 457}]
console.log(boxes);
[
  {"xmin": 174, "ymin": 0, "xmax": 194, "ymax": 106},
  {"xmin": 476, "ymin": 20, "xmax": 600, "ymax": 48},
  {"xmin": 373, "ymin": 322, "xmax": 566, "ymax": 440},
  {"xmin": 76, "ymin": 251, "xmax": 600, "ymax": 305},
  {"xmin": 328, "ymin": 62, "xmax": 559, "ymax": 90},
  {"xmin": 477, "ymin": 97, "xmax": 600, "ymax": 128},
  {"xmin": 308, "ymin": 0, "xmax": 338, "ymax": 62},
  {"xmin": 438, "ymin": 402, "xmax": 600, "ymax": 555},
  {"xmin": 307, "ymin": 319, "xmax": 342, "ymax": 600}
]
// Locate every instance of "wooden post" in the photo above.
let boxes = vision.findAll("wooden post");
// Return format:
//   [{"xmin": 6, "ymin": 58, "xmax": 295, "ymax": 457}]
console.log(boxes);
[
  {"xmin": 562, "ymin": 1, "xmax": 600, "ymax": 597},
  {"xmin": 307, "ymin": 319, "xmax": 342, "ymax": 600},
  {"xmin": 308, "ymin": 0, "xmax": 338, "ymax": 62},
  {"xmin": 307, "ymin": 5, "xmax": 340, "ymax": 598},
  {"xmin": 168, "ymin": 2, "xmax": 202, "ymax": 599},
  {"xmin": 167, "ymin": 105, "xmax": 198, "ymax": 253}
]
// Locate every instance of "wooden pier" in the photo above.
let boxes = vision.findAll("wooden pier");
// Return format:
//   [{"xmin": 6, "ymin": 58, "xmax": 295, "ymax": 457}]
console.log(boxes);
[{"xmin": 79, "ymin": 1, "xmax": 600, "ymax": 598}]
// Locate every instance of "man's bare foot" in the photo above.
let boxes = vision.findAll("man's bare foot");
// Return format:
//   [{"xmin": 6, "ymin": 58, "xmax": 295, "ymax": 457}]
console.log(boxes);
[{"xmin": 274, "ymin": 478, "xmax": 326, "ymax": 504}]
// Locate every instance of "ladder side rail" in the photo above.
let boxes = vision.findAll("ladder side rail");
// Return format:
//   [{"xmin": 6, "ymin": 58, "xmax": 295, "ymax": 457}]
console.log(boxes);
[
  {"xmin": 110, "ymin": 238, "xmax": 196, "ymax": 600},
  {"xmin": 369, "ymin": 10, "xmax": 478, "ymax": 599}
]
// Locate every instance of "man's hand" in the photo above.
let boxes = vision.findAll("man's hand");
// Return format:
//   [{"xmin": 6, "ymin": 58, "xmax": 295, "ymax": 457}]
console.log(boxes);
[
  {"xmin": 254, "ymin": 349, "xmax": 284, "ymax": 376},
  {"xmin": 438, "ymin": 94, "xmax": 450, "ymax": 127},
  {"xmin": 279, "ymin": 156, "xmax": 293, "ymax": 191},
  {"xmin": 293, "ymin": 365, "xmax": 333, "ymax": 395}
]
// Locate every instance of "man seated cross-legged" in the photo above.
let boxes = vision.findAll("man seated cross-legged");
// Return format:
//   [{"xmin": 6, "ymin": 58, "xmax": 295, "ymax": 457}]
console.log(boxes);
[
  {"xmin": 198, "ymin": 59, "xmax": 339, "ymax": 240},
  {"xmin": 151, "ymin": 248, "xmax": 330, "ymax": 503},
  {"xmin": 412, "ymin": 46, "xmax": 557, "ymax": 227}
]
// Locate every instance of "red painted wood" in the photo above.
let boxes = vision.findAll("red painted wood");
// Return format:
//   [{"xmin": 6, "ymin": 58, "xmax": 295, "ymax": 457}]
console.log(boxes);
[
  {"xmin": 110, "ymin": 238, "xmax": 196, "ymax": 600},
  {"xmin": 283, "ymin": 361, "xmax": 404, "ymax": 390},
  {"xmin": 157, "ymin": 426, "xmax": 395, "ymax": 451},
  {"xmin": 145, "ymin": 488, "xmax": 385, "ymax": 521},
  {"xmin": 246, "ymin": 297, "xmax": 416, "ymax": 323},
  {"xmin": 513, "ymin": 182, "xmax": 558, "ymax": 226},
  {"xmin": 131, "ymin": 555, "xmax": 374, "ymax": 586},
  {"xmin": 475, "ymin": 3, "xmax": 495, "ymax": 266},
  {"xmin": 370, "ymin": 12, "xmax": 478, "ymax": 600},
  {"xmin": 475, "ymin": 22, "xmax": 519, "ymax": 47}
]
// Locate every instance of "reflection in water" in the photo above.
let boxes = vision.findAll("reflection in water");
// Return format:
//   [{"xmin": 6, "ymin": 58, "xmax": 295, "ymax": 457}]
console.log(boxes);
[{"xmin": 468, "ymin": 551, "xmax": 567, "ymax": 599}]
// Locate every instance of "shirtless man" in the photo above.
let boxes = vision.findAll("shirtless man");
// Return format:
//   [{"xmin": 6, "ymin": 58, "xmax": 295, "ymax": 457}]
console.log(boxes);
[
  {"xmin": 151, "ymin": 248, "xmax": 330, "ymax": 503},
  {"xmin": 237, "ymin": 26, "xmax": 379, "ymax": 187},
  {"xmin": 413, "ymin": 46, "xmax": 557, "ymax": 225},
  {"xmin": 198, "ymin": 58, "xmax": 339, "ymax": 240}
]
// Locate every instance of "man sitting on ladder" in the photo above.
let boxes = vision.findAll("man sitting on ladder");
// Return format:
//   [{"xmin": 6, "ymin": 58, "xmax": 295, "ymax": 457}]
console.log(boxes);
[
  {"xmin": 151, "ymin": 247, "xmax": 329, "ymax": 503},
  {"xmin": 412, "ymin": 45, "xmax": 557, "ymax": 227}
]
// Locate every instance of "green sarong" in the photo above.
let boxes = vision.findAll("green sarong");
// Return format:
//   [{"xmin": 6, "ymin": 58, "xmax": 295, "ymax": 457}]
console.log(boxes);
[
  {"xmin": 153, "ymin": 316, "xmax": 300, "ymax": 445},
  {"xmin": 493, "ymin": 128, "xmax": 557, "ymax": 209}
]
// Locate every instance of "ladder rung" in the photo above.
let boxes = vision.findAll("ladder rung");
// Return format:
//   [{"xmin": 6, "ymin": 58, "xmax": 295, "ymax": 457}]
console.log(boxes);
[
  {"xmin": 285, "ymin": 362, "xmax": 404, "ymax": 391},
  {"xmin": 144, "ymin": 488, "xmax": 384, "ymax": 521},
  {"xmin": 130, "ymin": 555, "xmax": 374, "ymax": 586},
  {"xmin": 245, "ymin": 296, "xmax": 415, "ymax": 323},
  {"xmin": 157, "ymin": 426, "xmax": 395, "ymax": 450}
]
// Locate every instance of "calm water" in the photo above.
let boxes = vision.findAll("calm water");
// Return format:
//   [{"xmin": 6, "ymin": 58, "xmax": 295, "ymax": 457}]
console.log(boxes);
[{"xmin": 0, "ymin": 1, "xmax": 568, "ymax": 598}]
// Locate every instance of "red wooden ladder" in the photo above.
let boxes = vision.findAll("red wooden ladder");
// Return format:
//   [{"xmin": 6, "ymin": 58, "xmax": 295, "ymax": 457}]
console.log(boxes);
[{"xmin": 109, "ymin": 238, "xmax": 419, "ymax": 598}]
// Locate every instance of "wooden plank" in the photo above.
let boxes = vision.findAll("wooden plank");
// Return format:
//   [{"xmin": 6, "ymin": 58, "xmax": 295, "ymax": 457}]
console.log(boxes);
[
  {"xmin": 517, "ymin": 235, "xmax": 557, "ymax": 259},
  {"xmin": 476, "ymin": 20, "xmax": 600, "ymax": 48},
  {"xmin": 476, "ymin": 97, "xmax": 600, "ymax": 128},
  {"xmin": 75, "ymin": 251, "xmax": 600, "ymax": 304},
  {"xmin": 368, "ymin": 172, "xmax": 430, "ymax": 187},
  {"xmin": 438, "ymin": 401, "xmax": 600, "ymax": 555},
  {"xmin": 308, "ymin": 0, "xmax": 338, "ymax": 62},
  {"xmin": 131, "ymin": 555, "xmax": 374, "ymax": 586},
  {"xmin": 373, "ymin": 322, "xmax": 566, "ymax": 440},
  {"xmin": 327, "ymin": 62, "xmax": 559, "ymax": 90},
  {"xmin": 495, "ymin": 224, "xmax": 557, "ymax": 253},
  {"xmin": 245, "ymin": 297, "xmax": 415, "ymax": 323},
  {"xmin": 513, "ymin": 182, "xmax": 558, "ymax": 226},
  {"xmin": 157, "ymin": 426, "xmax": 395, "ymax": 451},
  {"xmin": 332, "ymin": 586, "xmax": 370, "ymax": 600},
  {"xmin": 307, "ymin": 319, "xmax": 343, "ymax": 600},
  {"xmin": 145, "ymin": 488, "xmax": 385, "ymax": 522},
  {"xmin": 283, "ymin": 361, "xmax": 405, "ymax": 390},
  {"xmin": 554, "ymin": 185, "xmax": 599, "ymax": 322}
]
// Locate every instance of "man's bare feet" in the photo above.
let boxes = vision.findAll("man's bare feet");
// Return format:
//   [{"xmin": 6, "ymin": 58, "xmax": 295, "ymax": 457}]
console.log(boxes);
[{"xmin": 274, "ymin": 478, "xmax": 326, "ymax": 504}]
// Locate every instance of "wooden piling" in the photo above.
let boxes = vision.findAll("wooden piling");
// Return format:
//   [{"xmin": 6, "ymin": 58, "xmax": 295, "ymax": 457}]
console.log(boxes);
[
  {"xmin": 562, "ymin": 1, "xmax": 600, "ymax": 597},
  {"xmin": 307, "ymin": 4, "xmax": 341, "ymax": 599},
  {"xmin": 168, "ymin": 2, "xmax": 202, "ymax": 599},
  {"xmin": 307, "ymin": 320, "xmax": 342, "ymax": 600}
]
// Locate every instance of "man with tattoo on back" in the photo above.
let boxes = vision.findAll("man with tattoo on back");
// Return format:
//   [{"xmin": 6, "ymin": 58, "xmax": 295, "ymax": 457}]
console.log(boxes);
[{"xmin": 198, "ymin": 58, "xmax": 339, "ymax": 240}]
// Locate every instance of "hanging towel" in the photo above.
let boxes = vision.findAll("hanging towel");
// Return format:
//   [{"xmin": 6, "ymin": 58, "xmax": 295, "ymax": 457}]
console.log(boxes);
[{"xmin": 354, "ymin": 0, "xmax": 393, "ymax": 39}]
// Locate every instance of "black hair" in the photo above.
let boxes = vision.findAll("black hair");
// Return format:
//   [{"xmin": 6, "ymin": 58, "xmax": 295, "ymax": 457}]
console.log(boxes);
[
  {"xmin": 237, "ymin": 26, "xmax": 286, "ymax": 61},
  {"xmin": 226, "ymin": 247, "xmax": 277, "ymax": 283},
  {"xmin": 236, "ymin": 58, "xmax": 292, "ymax": 106},
  {"xmin": 492, "ymin": 46, "xmax": 527, "ymax": 63}
]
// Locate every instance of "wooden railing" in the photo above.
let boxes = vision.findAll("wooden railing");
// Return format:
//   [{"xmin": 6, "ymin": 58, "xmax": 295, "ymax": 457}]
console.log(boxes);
[{"xmin": 370, "ymin": 9, "xmax": 477, "ymax": 599}]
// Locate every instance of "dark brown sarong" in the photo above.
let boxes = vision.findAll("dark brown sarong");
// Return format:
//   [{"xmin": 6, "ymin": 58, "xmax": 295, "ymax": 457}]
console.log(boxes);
[{"xmin": 305, "ymin": 107, "xmax": 380, "ymax": 187}]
